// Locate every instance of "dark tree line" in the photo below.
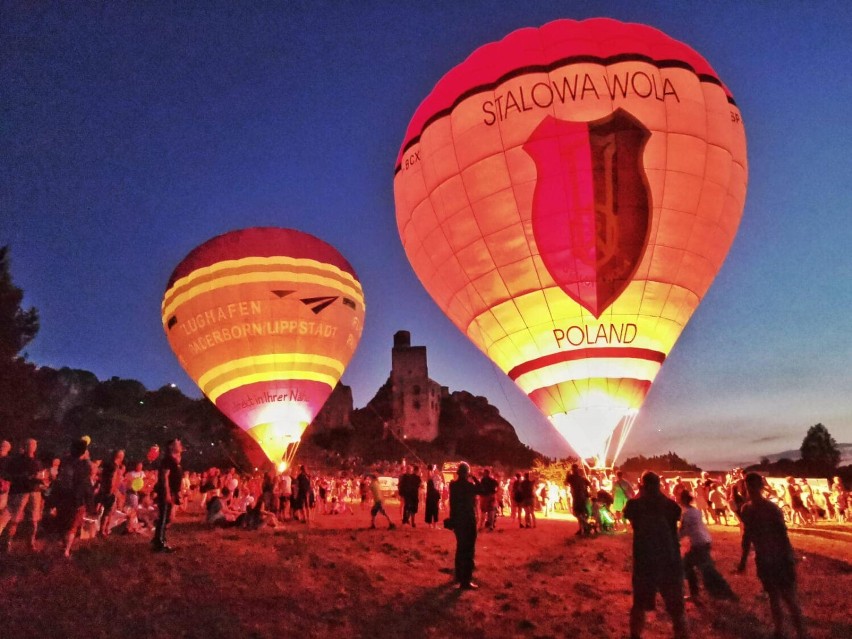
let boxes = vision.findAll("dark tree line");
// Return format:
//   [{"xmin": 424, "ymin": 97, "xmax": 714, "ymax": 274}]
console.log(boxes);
[
  {"xmin": 620, "ymin": 451, "xmax": 700, "ymax": 472},
  {"xmin": 0, "ymin": 246, "xmax": 261, "ymax": 470},
  {"xmin": 748, "ymin": 423, "xmax": 846, "ymax": 482},
  {"xmin": 0, "ymin": 245, "xmax": 540, "ymax": 472},
  {"xmin": 0, "ymin": 245, "xmax": 845, "ymax": 477}
]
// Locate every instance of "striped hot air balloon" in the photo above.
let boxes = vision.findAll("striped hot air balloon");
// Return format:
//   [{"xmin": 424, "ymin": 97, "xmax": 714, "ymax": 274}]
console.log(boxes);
[
  {"xmin": 394, "ymin": 18, "xmax": 747, "ymax": 466},
  {"xmin": 161, "ymin": 227, "xmax": 365, "ymax": 466}
]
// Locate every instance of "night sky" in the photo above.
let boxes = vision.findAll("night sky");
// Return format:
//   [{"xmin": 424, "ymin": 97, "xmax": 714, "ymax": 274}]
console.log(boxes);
[{"xmin": 3, "ymin": 2, "xmax": 851, "ymax": 467}]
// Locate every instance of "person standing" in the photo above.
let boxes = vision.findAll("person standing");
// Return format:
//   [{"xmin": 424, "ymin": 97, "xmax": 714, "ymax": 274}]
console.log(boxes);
[
  {"xmin": 97, "ymin": 449, "xmax": 125, "ymax": 537},
  {"xmin": 278, "ymin": 470, "xmax": 292, "ymax": 520},
  {"xmin": 623, "ymin": 471, "xmax": 688, "ymax": 639},
  {"xmin": 53, "ymin": 437, "xmax": 95, "ymax": 558},
  {"xmin": 678, "ymin": 491, "xmax": 737, "ymax": 602},
  {"xmin": 399, "ymin": 465, "xmax": 419, "ymax": 527},
  {"xmin": 152, "ymin": 439, "xmax": 183, "ymax": 553},
  {"xmin": 478, "ymin": 468, "xmax": 499, "ymax": 531},
  {"xmin": 295, "ymin": 465, "xmax": 312, "ymax": 525},
  {"xmin": 510, "ymin": 472, "xmax": 523, "ymax": 525},
  {"xmin": 368, "ymin": 474, "xmax": 395, "ymax": 529},
  {"xmin": 0, "ymin": 440, "xmax": 12, "ymax": 540},
  {"xmin": 612, "ymin": 470, "xmax": 635, "ymax": 530},
  {"xmin": 2, "ymin": 438, "xmax": 46, "ymax": 552},
  {"xmin": 696, "ymin": 472, "xmax": 714, "ymax": 525},
  {"xmin": 737, "ymin": 472, "xmax": 806, "ymax": 639},
  {"xmin": 518, "ymin": 471, "xmax": 536, "ymax": 529},
  {"xmin": 424, "ymin": 464, "xmax": 442, "ymax": 529},
  {"xmin": 566, "ymin": 463, "xmax": 591, "ymax": 536},
  {"xmin": 447, "ymin": 462, "xmax": 481, "ymax": 589}
]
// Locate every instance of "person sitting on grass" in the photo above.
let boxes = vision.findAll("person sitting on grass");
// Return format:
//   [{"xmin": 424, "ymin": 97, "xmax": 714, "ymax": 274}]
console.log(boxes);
[
  {"xmin": 238, "ymin": 496, "xmax": 280, "ymax": 530},
  {"xmin": 206, "ymin": 488, "xmax": 239, "ymax": 526}
]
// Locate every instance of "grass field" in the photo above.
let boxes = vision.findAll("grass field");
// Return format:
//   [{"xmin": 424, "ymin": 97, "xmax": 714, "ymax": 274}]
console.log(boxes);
[{"xmin": 1, "ymin": 505, "xmax": 849, "ymax": 639}]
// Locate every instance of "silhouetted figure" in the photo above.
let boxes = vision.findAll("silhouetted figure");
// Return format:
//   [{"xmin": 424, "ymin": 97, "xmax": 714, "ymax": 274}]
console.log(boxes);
[
  {"xmin": 478, "ymin": 468, "xmax": 499, "ymax": 531},
  {"xmin": 97, "ymin": 448, "xmax": 125, "ymax": 536},
  {"xmin": 624, "ymin": 471, "xmax": 688, "ymax": 639},
  {"xmin": 424, "ymin": 465, "xmax": 441, "ymax": 528},
  {"xmin": 737, "ymin": 472, "xmax": 806, "ymax": 639},
  {"xmin": 53, "ymin": 437, "xmax": 95, "ymax": 558},
  {"xmin": 566, "ymin": 463, "xmax": 591, "ymax": 536},
  {"xmin": 400, "ymin": 464, "xmax": 421, "ymax": 527},
  {"xmin": 152, "ymin": 439, "xmax": 183, "ymax": 553},
  {"xmin": 447, "ymin": 462, "xmax": 480, "ymax": 589},
  {"xmin": 2, "ymin": 438, "xmax": 45, "ymax": 552},
  {"xmin": 518, "ymin": 471, "xmax": 536, "ymax": 528}
]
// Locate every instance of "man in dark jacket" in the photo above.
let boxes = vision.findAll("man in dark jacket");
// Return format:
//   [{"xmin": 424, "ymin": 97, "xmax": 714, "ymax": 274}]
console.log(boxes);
[
  {"xmin": 566, "ymin": 463, "xmax": 592, "ymax": 536},
  {"xmin": 448, "ymin": 462, "xmax": 481, "ymax": 589},
  {"xmin": 54, "ymin": 437, "xmax": 95, "ymax": 558},
  {"xmin": 400, "ymin": 465, "xmax": 422, "ymax": 527},
  {"xmin": 152, "ymin": 439, "xmax": 183, "ymax": 553},
  {"xmin": 623, "ymin": 471, "xmax": 687, "ymax": 639},
  {"xmin": 478, "ymin": 468, "xmax": 499, "ymax": 531}
]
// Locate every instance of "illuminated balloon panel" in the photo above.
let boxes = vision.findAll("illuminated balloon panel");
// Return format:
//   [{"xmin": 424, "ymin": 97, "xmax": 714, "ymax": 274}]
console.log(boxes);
[
  {"xmin": 394, "ymin": 18, "xmax": 747, "ymax": 464},
  {"xmin": 162, "ymin": 227, "xmax": 365, "ymax": 464}
]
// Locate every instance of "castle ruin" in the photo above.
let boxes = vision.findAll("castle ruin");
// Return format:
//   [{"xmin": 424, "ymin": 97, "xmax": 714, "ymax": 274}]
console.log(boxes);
[{"xmin": 387, "ymin": 330, "xmax": 443, "ymax": 441}]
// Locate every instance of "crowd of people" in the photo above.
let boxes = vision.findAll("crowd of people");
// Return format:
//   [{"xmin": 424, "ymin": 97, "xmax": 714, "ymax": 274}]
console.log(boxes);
[
  {"xmin": 1, "ymin": 433, "xmax": 849, "ymax": 637},
  {"xmin": 1, "ymin": 435, "xmax": 848, "ymax": 560}
]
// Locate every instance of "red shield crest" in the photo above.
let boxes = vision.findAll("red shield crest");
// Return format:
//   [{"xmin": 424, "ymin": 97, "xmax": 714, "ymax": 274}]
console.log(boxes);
[{"xmin": 523, "ymin": 109, "xmax": 652, "ymax": 318}]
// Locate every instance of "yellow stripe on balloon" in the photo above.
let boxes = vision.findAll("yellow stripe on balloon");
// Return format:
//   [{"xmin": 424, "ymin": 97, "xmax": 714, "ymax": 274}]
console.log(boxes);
[
  {"xmin": 163, "ymin": 265, "xmax": 363, "ymax": 309},
  {"xmin": 162, "ymin": 270, "xmax": 364, "ymax": 323},
  {"xmin": 164, "ymin": 256, "xmax": 362, "ymax": 302},
  {"xmin": 207, "ymin": 370, "xmax": 337, "ymax": 403},
  {"xmin": 197, "ymin": 353, "xmax": 344, "ymax": 389},
  {"xmin": 200, "ymin": 361, "xmax": 344, "ymax": 398}
]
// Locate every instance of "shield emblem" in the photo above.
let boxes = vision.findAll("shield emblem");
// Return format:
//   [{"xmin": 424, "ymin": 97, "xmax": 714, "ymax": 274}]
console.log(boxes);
[{"xmin": 523, "ymin": 109, "xmax": 652, "ymax": 318}]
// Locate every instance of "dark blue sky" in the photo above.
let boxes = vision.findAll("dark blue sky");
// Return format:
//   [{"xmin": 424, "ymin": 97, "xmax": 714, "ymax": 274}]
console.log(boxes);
[{"xmin": 3, "ymin": 2, "xmax": 850, "ymax": 466}]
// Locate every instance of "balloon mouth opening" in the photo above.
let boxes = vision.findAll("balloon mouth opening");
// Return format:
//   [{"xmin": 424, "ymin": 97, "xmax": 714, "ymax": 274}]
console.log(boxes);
[
  {"xmin": 249, "ymin": 418, "xmax": 310, "ymax": 466},
  {"xmin": 549, "ymin": 406, "xmax": 639, "ymax": 466}
]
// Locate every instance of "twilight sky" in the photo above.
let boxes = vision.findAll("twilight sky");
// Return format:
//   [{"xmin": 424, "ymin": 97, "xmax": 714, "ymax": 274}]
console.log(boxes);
[{"xmin": 2, "ymin": 2, "xmax": 850, "ymax": 468}]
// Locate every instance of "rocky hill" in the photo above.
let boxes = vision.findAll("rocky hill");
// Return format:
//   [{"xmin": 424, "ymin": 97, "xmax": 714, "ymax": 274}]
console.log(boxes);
[{"xmin": 309, "ymin": 380, "xmax": 542, "ymax": 469}]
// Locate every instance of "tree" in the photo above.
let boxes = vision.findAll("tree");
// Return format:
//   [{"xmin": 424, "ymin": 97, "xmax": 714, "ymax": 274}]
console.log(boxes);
[
  {"xmin": 0, "ymin": 246, "xmax": 39, "ymax": 362},
  {"xmin": 800, "ymin": 423, "xmax": 840, "ymax": 474},
  {"xmin": 0, "ymin": 247, "xmax": 41, "ymax": 440},
  {"xmin": 620, "ymin": 451, "xmax": 700, "ymax": 472}
]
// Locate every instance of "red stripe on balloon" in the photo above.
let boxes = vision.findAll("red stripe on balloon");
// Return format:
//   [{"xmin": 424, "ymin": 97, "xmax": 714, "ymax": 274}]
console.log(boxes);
[
  {"xmin": 397, "ymin": 18, "xmax": 733, "ymax": 166},
  {"xmin": 507, "ymin": 348, "xmax": 666, "ymax": 381},
  {"xmin": 166, "ymin": 227, "xmax": 359, "ymax": 290}
]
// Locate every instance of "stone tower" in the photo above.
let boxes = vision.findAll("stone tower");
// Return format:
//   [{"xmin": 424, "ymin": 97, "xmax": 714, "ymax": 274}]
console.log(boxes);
[{"xmin": 388, "ymin": 330, "xmax": 441, "ymax": 441}]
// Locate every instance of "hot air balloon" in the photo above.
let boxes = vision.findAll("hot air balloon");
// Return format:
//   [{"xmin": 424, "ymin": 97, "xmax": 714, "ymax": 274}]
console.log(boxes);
[
  {"xmin": 394, "ymin": 19, "xmax": 747, "ymax": 467},
  {"xmin": 161, "ymin": 227, "xmax": 365, "ymax": 467}
]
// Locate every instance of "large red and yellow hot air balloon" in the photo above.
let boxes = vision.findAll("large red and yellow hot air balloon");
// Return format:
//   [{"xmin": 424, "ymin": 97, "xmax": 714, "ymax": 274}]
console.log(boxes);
[
  {"xmin": 161, "ymin": 228, "xmax": 365, "ymax": 466},
  {"xmin": 394, "ymin": 19, "xmax": 747, "ymax": 466}
]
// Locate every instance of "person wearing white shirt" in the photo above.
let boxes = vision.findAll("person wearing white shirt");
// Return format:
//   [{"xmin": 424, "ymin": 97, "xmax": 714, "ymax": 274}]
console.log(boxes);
[{"xmin": 679, "ymin": 491, "xmax": 737, "ymax": 602}]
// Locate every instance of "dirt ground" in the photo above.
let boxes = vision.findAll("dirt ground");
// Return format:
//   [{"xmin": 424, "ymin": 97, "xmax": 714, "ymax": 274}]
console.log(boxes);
[{"xmin": 1, "ymin": 505, "xmax": 849, "ymax": 639}]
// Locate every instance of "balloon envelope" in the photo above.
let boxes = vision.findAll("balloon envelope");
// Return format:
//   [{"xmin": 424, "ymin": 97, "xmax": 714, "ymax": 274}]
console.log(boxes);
[
  {"xmin": 162, "ymin": 227, "xmax": 365, "ymax": 464},
  {"xmin": 394, "ymin": 19, "xmax": 747, "ymax": 463}
]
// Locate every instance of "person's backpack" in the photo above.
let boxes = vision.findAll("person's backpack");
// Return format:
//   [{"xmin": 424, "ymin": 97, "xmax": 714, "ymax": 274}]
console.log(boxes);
[{"xmin": 52, "ymin": 458, "xmax": 76, "ymax": 499}]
